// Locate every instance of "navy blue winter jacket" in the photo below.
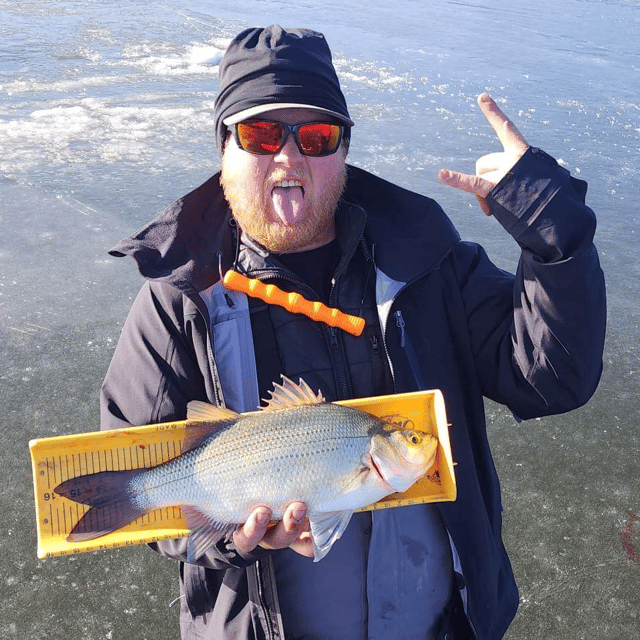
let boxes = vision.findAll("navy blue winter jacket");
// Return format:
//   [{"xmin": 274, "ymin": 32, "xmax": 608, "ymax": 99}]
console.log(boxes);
[{"xmin": 101, "ymin": 147, "xmax": 606, "ymax": 639}]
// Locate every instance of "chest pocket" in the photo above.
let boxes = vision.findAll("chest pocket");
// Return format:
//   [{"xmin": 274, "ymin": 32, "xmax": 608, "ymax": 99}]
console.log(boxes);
[{"xmin": 202, "ymin": 282, "xmax": 260, "ymax": 413}]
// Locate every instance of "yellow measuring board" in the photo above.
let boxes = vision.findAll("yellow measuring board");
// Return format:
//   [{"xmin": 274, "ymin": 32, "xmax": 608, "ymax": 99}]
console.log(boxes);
[{"xmin": 30, "ymin": 389, "xmax": 456, "ymax": 559}]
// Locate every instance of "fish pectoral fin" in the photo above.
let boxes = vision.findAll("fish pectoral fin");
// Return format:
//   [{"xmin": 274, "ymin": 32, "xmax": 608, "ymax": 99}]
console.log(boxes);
[
  {"xmin": 340, "ymin": 463, "xmax": 376, "ymax": 494},
  {"xmin": 308, "ymin": 510, "xmax": 354, "ymax": 562},
  {"xmin": 181, "ymin": 506, "xmax": 237, "ymax": 563}
]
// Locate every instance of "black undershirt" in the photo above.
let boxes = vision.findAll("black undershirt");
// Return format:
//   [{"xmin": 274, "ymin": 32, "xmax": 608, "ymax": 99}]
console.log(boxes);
[{"xmin": 276, "ymin": 238, "xmax": 341, "ymax": 303}]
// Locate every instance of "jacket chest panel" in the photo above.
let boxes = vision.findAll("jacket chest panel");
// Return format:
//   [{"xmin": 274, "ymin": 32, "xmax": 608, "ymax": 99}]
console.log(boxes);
[{"xmin": 249, "ymin": 256, "xmax": 393, "ymax": 404}]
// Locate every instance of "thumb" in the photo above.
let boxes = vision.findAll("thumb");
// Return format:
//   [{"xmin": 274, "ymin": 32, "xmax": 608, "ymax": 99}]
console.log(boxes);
[{"xmin": 438, "ymin": 169, "xmax": 493, "ymax": 198}]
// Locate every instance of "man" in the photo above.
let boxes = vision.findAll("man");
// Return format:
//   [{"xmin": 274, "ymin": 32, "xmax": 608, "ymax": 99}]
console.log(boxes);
[{"xmin": 101, "ymin": 25, "xmax": 606, "ymax": 640}]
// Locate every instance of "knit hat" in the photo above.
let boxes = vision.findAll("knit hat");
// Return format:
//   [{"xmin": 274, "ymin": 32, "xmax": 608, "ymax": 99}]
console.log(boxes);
[{"xmin": 214, "ymin": 26, "xmax": 353, "ymax": 149}]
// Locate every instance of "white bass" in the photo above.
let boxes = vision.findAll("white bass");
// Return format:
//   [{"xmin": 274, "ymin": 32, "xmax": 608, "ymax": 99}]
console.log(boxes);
[{"xmin": 55, "ymin": 377, "xmax": 438, "ymax": 561}]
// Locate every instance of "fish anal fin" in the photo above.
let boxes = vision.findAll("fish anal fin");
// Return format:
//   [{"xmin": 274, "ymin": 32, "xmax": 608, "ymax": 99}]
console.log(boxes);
[
  {"xmin": 308, "ymin": 510, "xmax": 354, "ymax": 562},
  {"xmin": 181, "ymin": 505, "xmax": 238, "ymax": 563},
  {"xmin": 261, "ymin": 375, "xmax": 325, "ymax": 412}
]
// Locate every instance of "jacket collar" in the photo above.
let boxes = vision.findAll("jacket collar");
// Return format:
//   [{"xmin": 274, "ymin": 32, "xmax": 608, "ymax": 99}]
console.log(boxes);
[
  {"xmin": 108, "ymin": 165, "xmax": 460, "ymax": 293},
  {"xmin": 235, "ymin": 199, "xmax": 368, "ymax": 283},
  {"xmin": 108, "ymin": 173, "xmax": 235, "ymax": 294},
  {"xmin": 344, "ymin": 165, "xmax": 460, "ymax": 283}
]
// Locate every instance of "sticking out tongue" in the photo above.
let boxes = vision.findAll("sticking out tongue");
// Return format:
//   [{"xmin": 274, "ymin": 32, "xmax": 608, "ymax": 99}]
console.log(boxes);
[{"xmin": 272, "ymin": 186, "xmax": 304, "ymax": 226}]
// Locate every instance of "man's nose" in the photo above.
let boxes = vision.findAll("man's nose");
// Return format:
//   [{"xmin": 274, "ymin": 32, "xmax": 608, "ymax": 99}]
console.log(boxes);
[{"xmin": 273, "ymin": 132, "xmax": 302, "ymax": 161}]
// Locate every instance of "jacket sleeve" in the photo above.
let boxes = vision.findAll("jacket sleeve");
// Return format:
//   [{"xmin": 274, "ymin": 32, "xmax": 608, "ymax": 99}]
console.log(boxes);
[
  {"xmin": 100, "ymin": 280, "xmax": 269, "ymax": 570},
  {"xmin": 456, "ymin": 147, "xmax": 606, "ymax": 420},
  {"xmin": 100, "ymin": 280, "xmax": 209, "ymax": 428}
]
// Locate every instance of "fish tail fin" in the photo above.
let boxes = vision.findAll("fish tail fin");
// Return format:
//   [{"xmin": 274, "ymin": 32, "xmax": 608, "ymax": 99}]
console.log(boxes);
[{"xmin": 54, "ymin": 469, "xmax": 147, "ymax": 542}]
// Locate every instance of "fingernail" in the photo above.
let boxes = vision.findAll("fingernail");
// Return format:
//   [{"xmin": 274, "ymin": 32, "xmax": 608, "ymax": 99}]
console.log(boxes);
[
  {"xmin": 479, "ymin": 93, "xmax": 491, "ymax": 102},
  {"xmin": 255, "ymin": 510, "xmax": 270, "ymax": 526},
  {"xmin": 291, "ymin": 507, "xmax": 307, "ymax": 524}
]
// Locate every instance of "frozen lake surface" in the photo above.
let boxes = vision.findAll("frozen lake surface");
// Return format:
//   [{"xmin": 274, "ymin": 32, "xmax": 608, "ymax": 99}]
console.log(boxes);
[{"xmin": 1, "ymin": 0, "xmax": 639, "ymax": 637}]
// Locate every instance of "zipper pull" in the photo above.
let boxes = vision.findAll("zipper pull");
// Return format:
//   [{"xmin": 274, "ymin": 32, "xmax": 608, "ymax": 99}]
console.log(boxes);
[
  {"xmin": 395, "ymin": 310, "xmax": 406, "ymax": 348},
  {"xmin": 330, "ymin": 326, "xmax": 339, "ymax": 349},
  {"xmin": 369, "ymin": 329, "xmax": 380, "ymax": 354}
]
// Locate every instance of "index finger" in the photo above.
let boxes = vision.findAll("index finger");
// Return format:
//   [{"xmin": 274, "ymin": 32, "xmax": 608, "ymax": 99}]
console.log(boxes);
[
  {"xmin": 477, "ymin": 93, "xmax": 528, "ymax": 151},
  {"xmin": 233, "ymin": 506, "xmax": 272, "ymax": 553}
]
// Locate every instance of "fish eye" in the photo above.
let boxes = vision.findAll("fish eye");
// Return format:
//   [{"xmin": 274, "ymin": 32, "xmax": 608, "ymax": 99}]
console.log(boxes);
[{"xmin": 406, "ymin": 431, "xmax": 422, "ymax": 445}]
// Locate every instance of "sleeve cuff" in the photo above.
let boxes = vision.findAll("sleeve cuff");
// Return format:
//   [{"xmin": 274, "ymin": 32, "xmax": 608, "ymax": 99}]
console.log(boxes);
[{"xmin": 485, "ymin": 147, "xmax": 594, "ymax": 261}]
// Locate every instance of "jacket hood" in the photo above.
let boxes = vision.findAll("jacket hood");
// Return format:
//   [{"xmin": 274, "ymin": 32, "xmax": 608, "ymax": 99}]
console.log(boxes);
[
  {"xmin": 109, "ymin": 173, "xmax": 235, "ymax": 293},
  {"xmin": 345, "ymin": 165, "xmax": 459, "ymax": 282},
  {"xmin": 109, "ymin": 165, "xmax": 460, "ymax": 292}
]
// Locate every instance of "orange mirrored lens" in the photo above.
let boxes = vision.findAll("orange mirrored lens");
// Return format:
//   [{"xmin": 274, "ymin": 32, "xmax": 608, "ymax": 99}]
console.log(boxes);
[
  {"xmin": 236, "ymin": 121, "xmax": 342, "ymax": 156},
  {"xmin": 237, "ymin": 121, "xmax": 284, "ymax": 154},
  {"xmin": 297, "ymin": 123, "xmax": 341, "ymax": 155}
]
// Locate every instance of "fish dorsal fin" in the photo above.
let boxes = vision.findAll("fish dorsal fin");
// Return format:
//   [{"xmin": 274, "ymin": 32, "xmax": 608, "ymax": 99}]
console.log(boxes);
[
  {"xmin": 183, "ymin": 401, "xmax": 239, "ymax": 453},
  {"xmin": 187, "ymin": 401, "xmax": 239, "ymax": 422},
  {"xmin": 261, "ymin": 376, "xmax": 325, "ymax": 412}
]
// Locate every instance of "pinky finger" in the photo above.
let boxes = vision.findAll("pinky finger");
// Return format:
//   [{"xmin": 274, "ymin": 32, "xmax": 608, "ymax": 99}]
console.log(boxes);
[{"xmin": 289, "ymin": 531, "xmax": 315, "ymax": 558}]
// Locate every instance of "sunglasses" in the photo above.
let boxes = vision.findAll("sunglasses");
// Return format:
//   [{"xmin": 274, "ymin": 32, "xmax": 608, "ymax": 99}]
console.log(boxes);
[{"xmin": 232, "ymin": 120, "xmax": 345, "ymax": 157}]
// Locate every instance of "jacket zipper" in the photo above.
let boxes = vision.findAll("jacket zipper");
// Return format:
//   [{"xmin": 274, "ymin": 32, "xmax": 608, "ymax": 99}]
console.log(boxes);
[
  {"xmin": 248, "ymin": 269, "xmax": 352, "ymax": 400},
  {"xmin": 378, "ymin": 308, "xmax": 409, "ymax": 393},
  {"xmin": 393, "ymin": 309, "xmax": 427, "ymax": 390},
  {"xmin": 255, "ymin": 559, "xmax": 277, "ymax": 640},
  {"xmin": 373, "ymin": 243, "xmax": 455, "ymax": 390},
  {"xmin": 253, "ymin": 271, "xmax": 319, "ymax": 300},
  {"xmin": 323, "ymin": 230, "xmax": 371, "ymax": 400},
  {"xmin": 368, "ymin": 328, "xmax": 380, "ymax": 354},
  {"xmin": 392, "ymin": 305, "xmax": 479, "ymax": 638},
  {"xmin": 328, "ymin": 268, "xmax": 354, "ymax": 400},
  {"xmin": 395, "ymin": 309, "xmax": 406, "ymax": 347},
  {"xmin": 328, "ymin": 325, "xmax": 350, "ymax": 399}
]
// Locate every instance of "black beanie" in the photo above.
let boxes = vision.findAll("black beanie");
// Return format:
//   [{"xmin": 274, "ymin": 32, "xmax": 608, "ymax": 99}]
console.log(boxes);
[{"xmin": 214, "ymin": 26, "xmax": 353, "ymax": 150}]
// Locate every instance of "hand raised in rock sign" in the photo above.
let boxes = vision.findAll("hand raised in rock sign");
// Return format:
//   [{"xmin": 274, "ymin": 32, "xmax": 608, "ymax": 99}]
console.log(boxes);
[{"xmin": 438, "ymin": 93, "xmax": 530, "ymax": 216}]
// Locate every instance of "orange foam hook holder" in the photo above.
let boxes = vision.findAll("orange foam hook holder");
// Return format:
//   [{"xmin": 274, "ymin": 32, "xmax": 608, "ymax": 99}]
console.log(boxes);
[{"xmin": 223, "ymin": 270, "xmax": 366, "ymax": 337}]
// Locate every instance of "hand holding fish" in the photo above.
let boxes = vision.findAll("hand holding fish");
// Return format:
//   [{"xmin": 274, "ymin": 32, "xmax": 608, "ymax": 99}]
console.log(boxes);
[
  {"xmin": 234, "ymin": 502, "xmax": 315, "ymax": 558},
  {"xmin": 438, "ymin": 93, "xmax": 530, "ymax": 216}
]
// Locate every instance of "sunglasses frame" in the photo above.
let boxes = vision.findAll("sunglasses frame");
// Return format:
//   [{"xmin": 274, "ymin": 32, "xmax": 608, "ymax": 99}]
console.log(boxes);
[{"xmin": 232, "ymin": 119, "xmax": 345, "ymax": 157}]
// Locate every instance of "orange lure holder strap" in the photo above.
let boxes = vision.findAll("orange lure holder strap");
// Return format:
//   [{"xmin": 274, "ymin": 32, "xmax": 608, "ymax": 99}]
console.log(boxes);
[{"xmin": 223, "ymin": 269, "xmax": 366, "ymax": 336}]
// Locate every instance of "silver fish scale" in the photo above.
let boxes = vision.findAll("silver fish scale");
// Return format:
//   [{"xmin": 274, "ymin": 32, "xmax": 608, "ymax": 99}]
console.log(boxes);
[{"xmin": 137, "ymin": 403, "xmax": 386, "ymax": 522}]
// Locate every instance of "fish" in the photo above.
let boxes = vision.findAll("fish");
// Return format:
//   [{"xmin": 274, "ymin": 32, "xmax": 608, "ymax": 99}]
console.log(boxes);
[{"xmin": 54, "ymin": 377, "xmax": 438, "ymax": 562}]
